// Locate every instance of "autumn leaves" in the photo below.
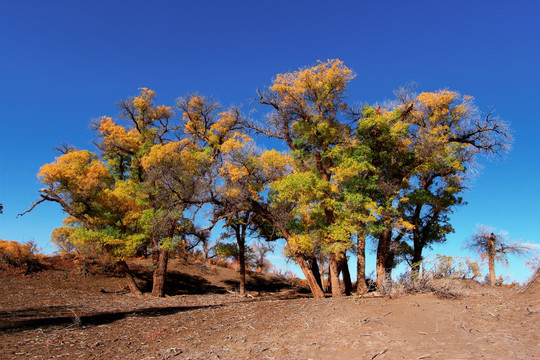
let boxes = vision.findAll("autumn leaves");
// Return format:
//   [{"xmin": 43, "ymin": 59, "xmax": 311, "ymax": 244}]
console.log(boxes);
[{"xmin": 30, "ymin": 60, "xmax": 510, "ymax": 297}]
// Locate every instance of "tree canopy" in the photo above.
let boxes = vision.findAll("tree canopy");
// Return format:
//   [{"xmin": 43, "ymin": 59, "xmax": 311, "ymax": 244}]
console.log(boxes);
[{"xmin": 23, "ymin": 59, "xmax": 512, "ymax": 297}]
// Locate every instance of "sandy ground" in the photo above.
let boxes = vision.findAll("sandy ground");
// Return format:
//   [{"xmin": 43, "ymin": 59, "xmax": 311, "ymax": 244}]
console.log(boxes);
[{"xmin": 0, "ymin": 259, "xmax": 538, "ymax": 359}]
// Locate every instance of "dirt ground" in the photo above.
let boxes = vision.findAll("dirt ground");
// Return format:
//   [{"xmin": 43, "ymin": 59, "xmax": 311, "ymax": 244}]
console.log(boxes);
[{"xmin": 0, "ymin": 258, "xmax": 538, "ymax": 359}]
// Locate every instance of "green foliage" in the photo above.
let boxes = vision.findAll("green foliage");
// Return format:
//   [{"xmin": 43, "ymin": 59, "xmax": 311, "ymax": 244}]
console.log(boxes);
[
  {"xmin": 27, "ymin": 60, "xmax": 510, "ymax": 295},
  {"xmin": 215, "ymin": 243, "xmax": 238, "ymax": 259}
]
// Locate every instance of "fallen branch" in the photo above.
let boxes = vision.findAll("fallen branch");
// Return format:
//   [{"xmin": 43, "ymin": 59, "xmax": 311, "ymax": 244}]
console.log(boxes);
[{"xmin": 371, "ymin": 347, "xmax": 388, "ymax": 359}]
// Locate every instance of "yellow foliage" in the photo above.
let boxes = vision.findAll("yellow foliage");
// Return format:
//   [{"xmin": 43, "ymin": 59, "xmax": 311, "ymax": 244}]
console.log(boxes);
[
  {"xmin": 133, "ymin": 87, "xmax": 156, "ymax": 109},
  {"xmin": 220, "ymin": 161, "xmax": 248, "ymax": 182},
  {"xmin": 97, "ymin": 116, "xmax": 140, "ymax": 154},
  {"xmin": 219, "ymin": 133, "xmax": 251, "ymax": 154},
  {"xmin": 271, "ymin": 59, "xmax": 355, "ymax": 111},
  {"xmin": 0, "ymin": 240, "xmax": 34, "ymax": 260},
  {"xmin": 38, "ymin": 150, "xmax": 112, "ymax": 196},
  {"xmin": 130, "ymin": 88, "xmax": 173, "ymax": 131},
  {"xmin": 183, "ymin": 95, "xmax": 208, "ymax": 139},
  {"xmin": 142, "ymin": 141, "xmax": 209, "ymax": 175},
  {"xmin": 260, "ymin": 150, "xmax": 292, "ymax": 176}
]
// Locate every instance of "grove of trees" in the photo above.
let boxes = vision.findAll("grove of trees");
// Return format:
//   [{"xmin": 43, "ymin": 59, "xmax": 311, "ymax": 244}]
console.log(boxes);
[{"xmin": 22, "ymin": 59, "xmax": 511, "ymax": 297}]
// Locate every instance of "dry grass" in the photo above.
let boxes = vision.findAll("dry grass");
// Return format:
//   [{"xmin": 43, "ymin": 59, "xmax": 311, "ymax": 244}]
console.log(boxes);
[{"xmin": 380, "ymin": 272, "xmax": 469, "ymax": 299}]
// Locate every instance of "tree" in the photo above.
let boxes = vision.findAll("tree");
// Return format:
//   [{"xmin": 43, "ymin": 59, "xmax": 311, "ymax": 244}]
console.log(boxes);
[
  {"xmin": 20, "ymin": 149, "xmax": 145, "ymax": 294},
  {"xmin": 355, "ymin": 89, "xmax": 511, "ymax": 289},
  {"xmin": 140, "ymin": 94, "xmax": 250, "ymax": 296},
  {"xmin": 354, "ymin": 103, "xmax": 416, "ymax": 290},
  {"xmin": 400, "ymin": 91, "xmax": 510, "ymax": 277},
  {"xmin": 21, "ymin": 89, "xmax": 179, "ymax": 295},
  {"xmin": 254, "ymin": 59, "xmax": 362, "ymax": 297},
  {"xmin": 214, "ymin": 213, "xmax": 262, "ymax": 296},
  {"xmin": 252, "ymin": 239, "xmax": 276, "ymax": 272},
  {"xmin": 212, "ymin": 142, "xmax": 288, "ymax": 295},
  {"xmin": 465, "ymin": 225, "xmax": 531, "ymax": 285}
]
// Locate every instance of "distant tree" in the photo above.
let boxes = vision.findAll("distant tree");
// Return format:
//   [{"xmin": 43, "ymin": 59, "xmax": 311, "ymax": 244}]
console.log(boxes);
[
  {"xmin": 252, "ymin": 239, "xmax": 276, "ymax": 272},
  {"xmin": 215, "ymin": 212, "xmax": 255, "ymax": 296},
  {"xmin": 211, "ymin": 143, "xmax": 280, "ymax": 296},
  {"xmin": 465, "ymin": 225, "xmax": 531, "ymax": 286}
]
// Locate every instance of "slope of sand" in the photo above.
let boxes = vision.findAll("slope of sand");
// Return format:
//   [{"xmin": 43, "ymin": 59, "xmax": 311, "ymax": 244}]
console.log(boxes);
[{"xmin": 1, "ymin": 259, "xmax": 538, "ymax": 359}]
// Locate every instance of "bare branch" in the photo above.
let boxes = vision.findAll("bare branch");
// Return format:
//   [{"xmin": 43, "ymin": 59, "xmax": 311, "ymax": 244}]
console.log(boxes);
[{"xmin": 17, "ymin": 197, "xmax": 49, "ymax": 218}]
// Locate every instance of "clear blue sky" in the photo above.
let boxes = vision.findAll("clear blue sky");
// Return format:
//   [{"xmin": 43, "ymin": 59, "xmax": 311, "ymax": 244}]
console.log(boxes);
[{"xmin": 1, "ymin": 1, "xmax": 538, "ymax": 283}]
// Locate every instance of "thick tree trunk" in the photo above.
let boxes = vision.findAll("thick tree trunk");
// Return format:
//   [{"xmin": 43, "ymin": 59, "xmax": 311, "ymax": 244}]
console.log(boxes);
[
  {"xmin": 317, "ymin": 253, "xmax": 327, "ymax": 292},
  {"xmin": 488, "ymin": 233, "xmax": 496, "ymax": 286},
  {"xmin": 308, "ymin": 256, "xmax": 323, "ymax": 290},
  {"xmin": 238, "ymin": 235, "xmax": 246, "ymax": 296},
  {"xmin": 329, "ymin": 253, "xmax": 345, "ymax": 297},
  {"xmin": 296, "ymin": 253, "xmax": 325, "ymax": 298},
  {"xmin": 356, "ymin": 232, "xmax": 368, "ymax": 294},
  {"xmin": 488, "ymin": 255, "xmax": 496, "ymax": 286},
  {"xmin": 340, "ymin": 255, "xmax": 353, "ymax": 296},
  {"xmin": 117, "ymin": 260, "xmax": 142, "ymax": 295},
  {"xmin": 385, "ymin": 247, "xmax": 395, "ymax": 280},
  {"xmin": 152, "ymin": 248, "xmax": 169, "ymax": 297},
  {"xmin": 152, "ymin": 222, "xmax": 176, "ymax": 297},
  {"xmin": 411, "ymin": 245, "xmax": 423, "ymax": 279},
  {"xmin": 376, "ymin": 228, "xmax": 392, "ymax": 291}
]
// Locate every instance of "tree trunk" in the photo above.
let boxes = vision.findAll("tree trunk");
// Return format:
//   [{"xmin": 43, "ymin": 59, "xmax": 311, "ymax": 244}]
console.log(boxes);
[
  {"xmin": 488, "ymin": 233, "xmax": 496, "ymax": 286},
  {"xmin": 238, "ymin": 234, "xmax": 246, "ymax": 296},
  {"xmin": 411, "ymin": 245, "xmax": 423, "ymax": 279},
  {"xmin": 152, "ymin": 248, "xmax": 169, "ymax": 297},
  {"xmin": 248, "ymin": 200, "xmax": 324, "ymax": 298},
  {"xmin": 317, "ymin": 253, "xmax": 327, "ymax": 292},
  {"xmin": 488, "ymin": 255, "xmax": 496, "ymax": 286},
  {"xmin": 356, "ymin": 232, "xmax": 368, "ymax": 294},
  {"xmin": 376, "ymin": 228, "xmax": 392, "ymax": 291},
  {"xmin": 151, "ymin": 233, "xmax": 159, "ymax": 267},
  {"xmin": 385, "ymin": 246, "xmax": 395, "ymax": 280},
  {"xmin": 117, "ymin": 260, "xmax": 142, "ymax": 295},
  {"xmin": 296, "ymin": 253, "xmax": 325, "ymax": 298},
  {"xmin": 340, "ymin": 254, "xmax": 353, "ymax": 296},
  {"xmin": 329, "ymin": 253, "xmax": 345, "ymax": 297},
  {"xmin": 308, "ymin": 256, "xmax": 323, "ymax": 290}
]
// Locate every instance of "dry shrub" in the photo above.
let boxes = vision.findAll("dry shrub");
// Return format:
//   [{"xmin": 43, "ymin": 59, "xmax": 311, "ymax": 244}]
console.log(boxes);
[
  {"xmin": 379, "ymin": 255, "xmax": 481, "ymax": 298},
  {"xmin": 0, "ymin": 240, "xmax": 44, "ymax": 274},
  {"xmin": 380, "ymin": 271, "xmax": 468, "ymax": 299},
  {"xmin": 519, "ymin": 267, "xmax": 540, "ymax": 294},
  {"xmin": 271, "ymin": 267, "xmax": 304, "ymax": 287}
]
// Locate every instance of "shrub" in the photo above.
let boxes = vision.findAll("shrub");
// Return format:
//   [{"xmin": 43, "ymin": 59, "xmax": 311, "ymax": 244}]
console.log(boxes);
[
  {"xmin": 0, "ymin": 240, "xmax": 43, "ymax": 274},
  {"xmin": 380, "ymin": 271, "xmax": 467, "ymax": 299},
  {"xmin": 378, "ymin": 255, "xmax": 478, "ymax": 298}
]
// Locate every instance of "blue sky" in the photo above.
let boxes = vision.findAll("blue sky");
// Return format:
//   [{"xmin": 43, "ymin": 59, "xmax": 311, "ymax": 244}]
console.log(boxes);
[{"xmin": 1, "ymin": 1, "xmax": 538, "ymax": 283}]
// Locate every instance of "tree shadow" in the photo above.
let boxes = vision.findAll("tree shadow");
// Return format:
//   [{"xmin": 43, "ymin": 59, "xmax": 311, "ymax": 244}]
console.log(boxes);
[
  {"xmin": 0, "ymin": 304, "xmax": 220, "ymax": 332},
  {"xmin": 223, "ymin": 272, "xmax": 296, "ymax": 292},
  {"xmin": 134, "ymin": 269, "xmax": 228, "ymax": 295}
]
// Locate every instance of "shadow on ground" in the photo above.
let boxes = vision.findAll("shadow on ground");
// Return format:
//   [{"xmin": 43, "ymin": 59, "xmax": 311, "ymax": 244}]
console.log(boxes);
[
  {"xmin": 133, "ymin": 267, "xmax": 296, "ymax": 296},
  {"xmin": 0, "ymin": 304, "xmax": 220, "ymax": 332},
  {"xmin": 224, "ymin": 273, "xmax": 296, "ymax": 293},
  {"xmin": 135, "ymin": 270, "xmax": 228, "ymax": 295}
]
